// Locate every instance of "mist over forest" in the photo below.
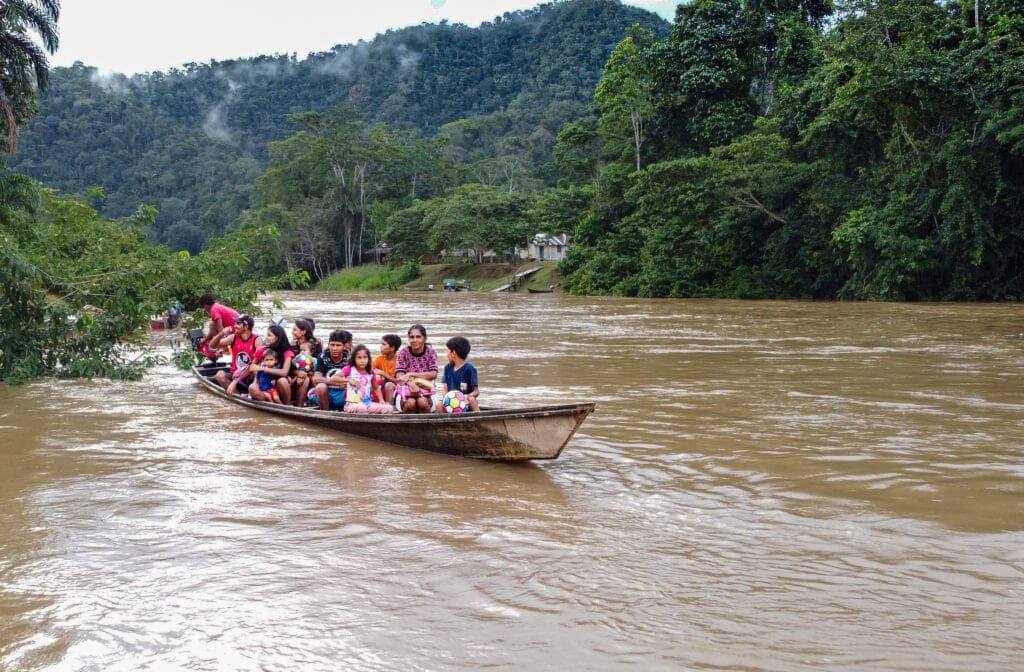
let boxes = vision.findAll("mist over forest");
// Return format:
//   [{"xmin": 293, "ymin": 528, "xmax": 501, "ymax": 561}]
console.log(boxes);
[
  {"xmin": 13, "ymin": 0, "xmax": 667, "ymax": 253},
  {"xmin": 8, "ymin": 0, "xmax": 1024, "ymax": 305}
]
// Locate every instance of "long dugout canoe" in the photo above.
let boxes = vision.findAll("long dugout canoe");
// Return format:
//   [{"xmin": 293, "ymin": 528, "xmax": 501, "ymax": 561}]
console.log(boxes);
[{"xmin": 192, "ymin": 365, "xmax": 595, "ymax": 460}]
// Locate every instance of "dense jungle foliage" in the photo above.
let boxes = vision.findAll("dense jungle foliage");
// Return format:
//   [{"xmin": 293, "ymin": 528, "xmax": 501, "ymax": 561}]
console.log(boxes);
[
  {"xmin": 0, "ymin": 173, "xmax": 297, "ymax": 382},
  {"xmin": 11, "ymin": 0, "xmax": 667, "ymax": 253},
  {"xmin": 249, "ymin": 0, "xmax": 1024, "ymax": 301},
  {"xmin": 560, "ymin": 0, "xmax": 1024, "ymax": 300},
  {"xmin": 3, "ymin": 0, "xmax": 1023, "ymax": 387},
  {"xmin": 1, "ymin": 0, "xmax": 664, "ymax": 383},
  {"xmin": 0, "ymin": 2, "xmax": 302, "ymax": 383}
]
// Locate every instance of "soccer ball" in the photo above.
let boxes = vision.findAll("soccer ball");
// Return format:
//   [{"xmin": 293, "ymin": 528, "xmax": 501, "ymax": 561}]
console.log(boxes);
[
  {"xmin": 442, "ymin": 390, "xmax": 467, "ymax": 413},
  {"xmin": 294, "ymin": 354, "xmax": 315, "ymax": 373}
]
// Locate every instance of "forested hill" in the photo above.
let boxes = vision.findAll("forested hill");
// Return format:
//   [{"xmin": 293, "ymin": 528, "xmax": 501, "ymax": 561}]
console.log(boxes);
[{"xmin": 12, "ymin": 0, "xmax": 666, "ymax": 251}]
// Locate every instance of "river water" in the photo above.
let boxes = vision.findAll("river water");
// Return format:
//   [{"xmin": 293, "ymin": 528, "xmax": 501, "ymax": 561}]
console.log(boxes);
[{"xmin": 1, "ymin": 292, "xmax": 1022, "ymax": 671}]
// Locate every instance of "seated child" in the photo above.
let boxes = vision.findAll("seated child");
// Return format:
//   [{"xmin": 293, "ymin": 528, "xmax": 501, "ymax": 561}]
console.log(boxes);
[
  {"xmin": 290, "ymin": 340, "xmax": 317, "ymax": 406},
  {"xmin": 435, "ymin": 336, "xmax": 480, "ymax": 413},
  {"xmin": 308, "ymin": 329, "xmax": 353, "ymax": 411},
  {"xmin": 372, "ymin": 334, "xmax": 401, "ymax": 406},
  {"xmin": 341, "ymin": 345, "xmax": 393, "ymax": 415},
  {"xmin": 248, "ymin": 349, "xmax": 283, "ymax": 404}
]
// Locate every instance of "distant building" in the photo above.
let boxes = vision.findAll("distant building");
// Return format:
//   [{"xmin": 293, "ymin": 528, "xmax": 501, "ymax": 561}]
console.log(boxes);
[
  {"xmin": 364, "ymin": 244, "xmax": 391, "ymax": 263},
  {"xmin": 518, "ymin": 233, "xmax": 571, "ymax": 261},
  {"xmin": 440, "ymin": 248, "xmax": 497, "ymax": 262}
]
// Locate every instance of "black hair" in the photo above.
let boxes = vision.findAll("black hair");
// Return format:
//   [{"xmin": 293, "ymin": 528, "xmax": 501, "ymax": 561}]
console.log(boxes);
[
  {"xmin": 198, "ymin": 293, "xmax": 215, "ymax": 308},
  {"xmin": 407, "ymin": 324, "xmax": 427, "ymax": 338},
  {"xmin": 446, "ymin": 336, "xmax": 471, "ymax": 360},
  {"xmin": 382, "ymin": 333, "xmax": 401, "ymax": 350},
  {"xmin": 329, "ymin": 329, "xmax": 352, "ymax": 345},
  {"xmin": 347, "ymin": 344, "xmax": 373, "ymax": 374},
  {"xmin": 261, "ymin": 348, "xmax": 279, "ymax": 363},
  {"xmin": 265, "ymin": 324, "xmax": 291, "ymax": 360},
  {"xmin": 293, "ymin": 317, "xmax": 322, "ymax": 356},
  {"xmin": 294, "ymin": 317, "xmax": 315, "ymax": 340}
]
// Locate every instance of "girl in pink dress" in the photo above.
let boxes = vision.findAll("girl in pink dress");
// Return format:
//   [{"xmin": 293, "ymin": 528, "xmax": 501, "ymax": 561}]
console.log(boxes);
[{"xmin": 341, "ymin": 345, "xmax": 393, "ymax": 414}]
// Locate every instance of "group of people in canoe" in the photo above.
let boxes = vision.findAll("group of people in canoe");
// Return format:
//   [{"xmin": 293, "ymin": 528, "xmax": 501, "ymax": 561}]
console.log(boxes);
[{"xmin": 194, "ymin": 293, "xmax": 480, "ymax": 414}]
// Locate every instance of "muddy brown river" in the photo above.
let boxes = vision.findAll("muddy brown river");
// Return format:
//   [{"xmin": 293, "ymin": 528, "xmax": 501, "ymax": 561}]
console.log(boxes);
[{"xmin": 1, "ymin": 292, "xmax": 1022, "ymax": 671}]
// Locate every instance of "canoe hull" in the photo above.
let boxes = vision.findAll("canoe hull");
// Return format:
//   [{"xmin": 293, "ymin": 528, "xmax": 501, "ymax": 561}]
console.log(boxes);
[{"xmin": 192, "ymin": 366, "xmax": 594, "ymax": 460}]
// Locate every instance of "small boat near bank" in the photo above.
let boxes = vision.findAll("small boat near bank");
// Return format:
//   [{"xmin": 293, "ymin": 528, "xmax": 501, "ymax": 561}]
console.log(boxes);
[{"xmin": 192, "ymin": 364, "xmax": 595, "ymax": 460}]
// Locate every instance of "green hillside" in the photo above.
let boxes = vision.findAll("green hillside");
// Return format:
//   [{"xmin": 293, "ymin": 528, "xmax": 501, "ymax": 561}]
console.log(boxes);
[{"xmin": 11, "ymin": 0, "xmax": 667, "ymax": 252}]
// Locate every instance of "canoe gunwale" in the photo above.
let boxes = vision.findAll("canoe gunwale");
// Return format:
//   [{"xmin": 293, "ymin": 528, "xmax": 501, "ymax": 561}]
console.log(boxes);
[{"xmin": 191, "ymin": 366, "xmax": 594, "ymax": 460}]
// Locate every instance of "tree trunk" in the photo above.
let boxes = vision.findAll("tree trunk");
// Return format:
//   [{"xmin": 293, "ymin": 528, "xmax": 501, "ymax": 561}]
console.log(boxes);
[
  {"xmin": 332, "ymin": 164, "xmax": 352, "ymax": 268},
  {"xmin": 356, "ymin": 163, "xmax": 367, "ymax": 266},
  {"xmin": 631, "ymin": 110, "xmax": 642, "ymax": 171},
  {"xmin": 342, "ymin": 214, "xmax": 353, "ymax": 268}
]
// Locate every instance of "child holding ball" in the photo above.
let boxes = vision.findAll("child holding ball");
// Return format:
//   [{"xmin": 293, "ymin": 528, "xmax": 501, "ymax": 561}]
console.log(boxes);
[
  {"xmin": 436, "ymin": 336, "xmax": 479, "ymax": 413},
  {"xmin": 291, "ymin": 340, "xmax": 317, "ymax": 405}
]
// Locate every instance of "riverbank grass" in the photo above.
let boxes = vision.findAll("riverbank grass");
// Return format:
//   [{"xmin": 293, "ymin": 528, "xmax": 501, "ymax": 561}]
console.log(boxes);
[
  {"xmin": 317, "ymin": 260, "xmax": 561, "ymax": 292},
  {"xmin": 408, "ymin": 260, "xmax": 561, "ymax": 292},
  {"xmin": 316, "ymin": 263, "xmax": 419, "ymax": 291}
]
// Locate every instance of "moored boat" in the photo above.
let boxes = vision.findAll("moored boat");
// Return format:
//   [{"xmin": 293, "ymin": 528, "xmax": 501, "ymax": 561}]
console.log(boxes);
[{"xmin": 192, "ymin": 365, "xmax": 595, "ymax": 460}]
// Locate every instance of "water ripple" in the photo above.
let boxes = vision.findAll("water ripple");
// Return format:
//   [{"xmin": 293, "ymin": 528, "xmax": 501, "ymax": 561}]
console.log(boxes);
[{"xmin": 1, "ymin": 295, "xmax": 1022, "ymax": 671}]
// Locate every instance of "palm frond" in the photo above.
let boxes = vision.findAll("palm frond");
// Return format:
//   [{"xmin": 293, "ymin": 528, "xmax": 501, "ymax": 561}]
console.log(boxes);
[
  {"xmin": 0, "ymin": 236, "xmax": 41, "ymax": 280},
  {"xmin": 0, "ymin": 31, "xmax": 49, "ymax": 88},
  {"xmin": 0, "ymin": 0, "xmax": 60, "ymax": 154},
  {"xmin": 0, "ymin": 171, "xmax": 38, "ymax": 210},
  {"xmin": 5, "ymin": 1, "xmax": 60, "ymax": 53},
  {"xmin": 0, "ymin": 94, "xmax": 17, "ymax": 153}
]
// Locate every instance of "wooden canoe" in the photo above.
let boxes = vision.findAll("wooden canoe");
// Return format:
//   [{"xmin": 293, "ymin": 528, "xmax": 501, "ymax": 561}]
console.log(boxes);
[
  {"xmin": 192, "ymin": 365, "xmax": 595, "ymax": 460},
  {"xmin": 527, "ymin": 288, "xmax": 554, "ymax": 293}
]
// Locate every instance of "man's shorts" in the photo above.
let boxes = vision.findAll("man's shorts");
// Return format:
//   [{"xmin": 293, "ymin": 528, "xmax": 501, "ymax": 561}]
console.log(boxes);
[{"xmin": 308, "ymin": 388, "xmax": 347, "ymax": 409}]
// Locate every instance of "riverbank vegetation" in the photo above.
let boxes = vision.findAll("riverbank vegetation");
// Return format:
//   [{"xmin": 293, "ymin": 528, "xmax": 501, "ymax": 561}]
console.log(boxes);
[
  {"xmin": 0, "ymin": 175, "xmax": 300, "ymax": 382},
  {"xmin": 561, "ymin": 0, "xmax": 1024, "ymax": 300},
  {"xmin": 18, "ymin": 0, "xmax": 1020, "ymax": 302},
  {"xmin": 255, "ymin": 0, "xmax": 1024, "ymax": 301},
  {"xmin": 13, "ymin": 1, "xmax": 664, "ymax": 253},
  {"xmin": 4, "ymin": 0, "xmax": 1024, "ymax": 382},
  {"xmin": 315, "ymin": 261, "xmax": 421, "ymax": 291},
  {"xmin": 0, "ymin": 0, "xmax": 298, "ymax": 383}
]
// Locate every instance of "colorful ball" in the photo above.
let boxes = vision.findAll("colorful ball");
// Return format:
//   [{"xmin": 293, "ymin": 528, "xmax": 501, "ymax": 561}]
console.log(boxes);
[
  {"xmin": 294, "ymin": 353, "xmax": 315, "ymax": 372},
  {"xmin": 442, "ymin": 390, "xmax": 467, "ymax": 413}
]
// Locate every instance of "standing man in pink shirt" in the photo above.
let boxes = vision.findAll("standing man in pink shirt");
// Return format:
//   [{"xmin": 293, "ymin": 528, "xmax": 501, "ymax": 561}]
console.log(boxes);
[{"xmin": 196, "ymin": 293, "xmax": 239, "ymax": 361}]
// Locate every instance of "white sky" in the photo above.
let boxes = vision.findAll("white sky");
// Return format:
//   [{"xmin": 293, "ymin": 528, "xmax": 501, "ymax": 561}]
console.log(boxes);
[{"xmin": 52, "ymin": 1, "xmax": 678, "ymax": 75}]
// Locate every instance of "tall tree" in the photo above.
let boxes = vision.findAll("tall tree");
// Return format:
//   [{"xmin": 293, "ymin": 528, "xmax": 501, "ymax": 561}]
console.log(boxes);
[
  {"xmin": 254, "ymin": 106, "xmax": 456, "ymax": 280},
  {"xmin": 421, "ymin": 184, "xmax": 533, "ymax": 264},
  {"xmin": 650, "ymin": 0, "xmax": 757, "ymax": 154},
  {"xmin": 595, "ymin": 25, "xmax": 656, "ymax": 171},
  {"xmin": 553, "ymin": 116, "xmax": 603, "ymax": 188},
  {"xmin": 0, "ymin": 0, "xmax": 59, "ymax": 153},
  {"xmin": 745, "ymin": 0, "xmax": 832, "ymax": 112}
]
